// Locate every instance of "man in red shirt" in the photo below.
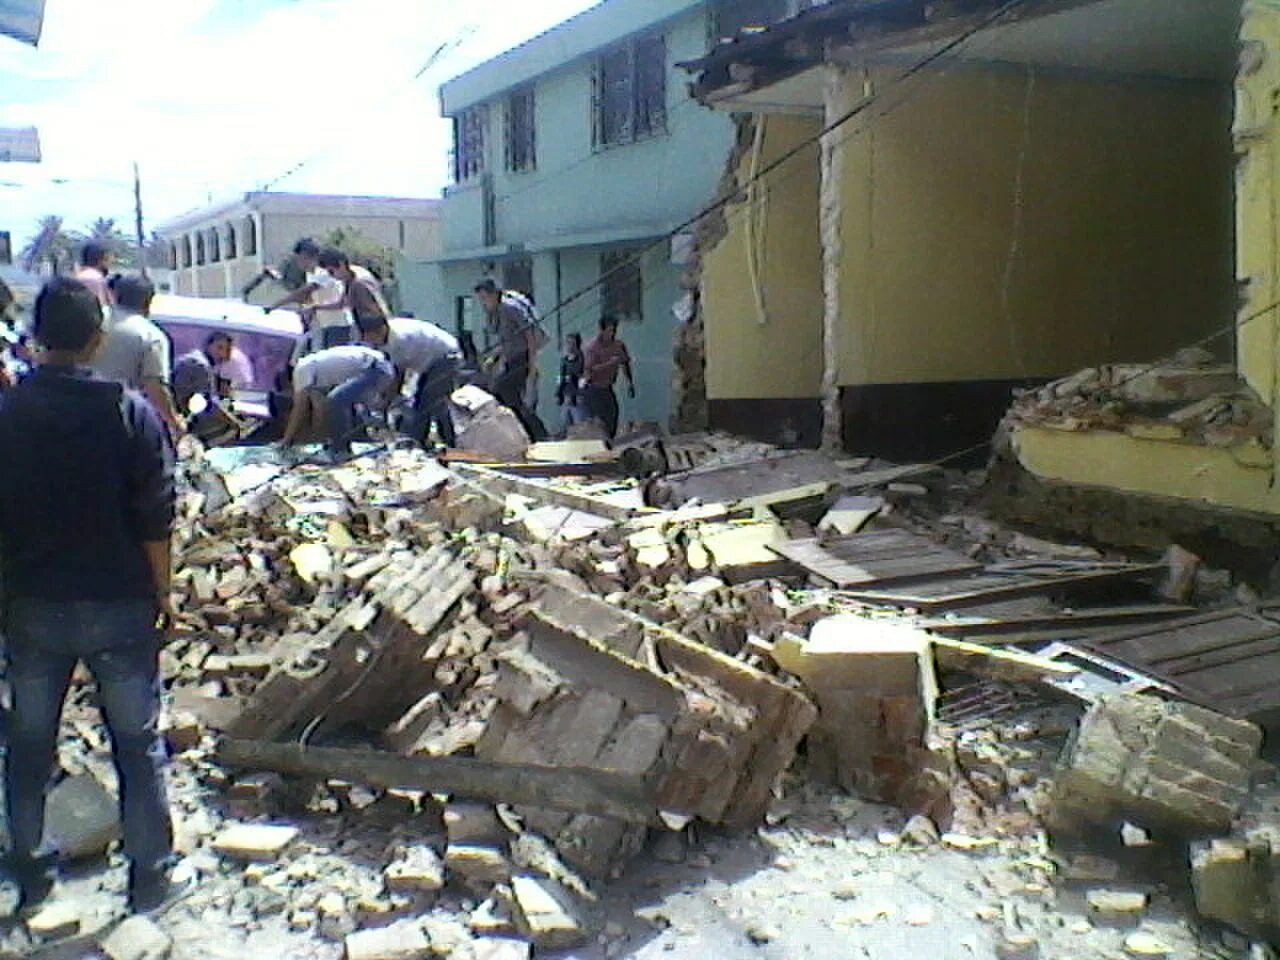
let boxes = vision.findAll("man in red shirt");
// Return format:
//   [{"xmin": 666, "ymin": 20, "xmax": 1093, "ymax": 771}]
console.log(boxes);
[{"xmin": 582, "ymin": 315, "xmax": 635, "ymax": 439}]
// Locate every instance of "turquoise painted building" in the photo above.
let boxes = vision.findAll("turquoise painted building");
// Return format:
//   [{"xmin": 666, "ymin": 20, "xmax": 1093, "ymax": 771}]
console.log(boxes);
[{"xmin": 400, "ymin": 0, "xmax": 797, "ymax": 429}]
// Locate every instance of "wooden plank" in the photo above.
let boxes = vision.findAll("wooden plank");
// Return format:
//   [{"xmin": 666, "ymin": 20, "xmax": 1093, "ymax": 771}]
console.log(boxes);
[
  {"xmin": 844, "ymin": 563, "xmax": 1164, "ymax": 611},
  {"xmin": 454, "ymin": 463, "xmax": 642, "ymax": 521},
  {"xmin": 216, "ymin": 740, "xmax": 656, "ymax": 824},
  {"xmin": 771, "ymin": 530, "xmax": 978, "ymax": 588},
  {"xmin": 921, "ymin": 604, "xmax": 1195, "ymax": 638}
]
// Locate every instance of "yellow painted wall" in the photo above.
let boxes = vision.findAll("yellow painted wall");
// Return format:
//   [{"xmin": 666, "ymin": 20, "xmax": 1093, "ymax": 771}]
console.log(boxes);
[
  {"xmin": 703, "ymin": 116, "xmax": 824, "ymax": 400},
  {"xmin": 1013, "ymin": 425, "xmax": 1279, "ymax": 514},
  {"xmin": 836, "ymin": 66, "xmax": 1235, "ymax": 385},
  {"xmin": 1236, "ymin": 1, "xmax": 1280, "ymax": 411}
]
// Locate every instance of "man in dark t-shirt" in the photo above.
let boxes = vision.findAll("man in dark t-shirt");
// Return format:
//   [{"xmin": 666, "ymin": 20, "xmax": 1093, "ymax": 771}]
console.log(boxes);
[{"xmin": 0, "ymin": 277, "xmax": 179, "ymax": 915}]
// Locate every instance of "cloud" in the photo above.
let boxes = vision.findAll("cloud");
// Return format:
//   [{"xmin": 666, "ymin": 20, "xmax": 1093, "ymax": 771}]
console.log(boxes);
[{"xmin": 0, "ymin": 0, "xmax": 599, "ymax": 243}]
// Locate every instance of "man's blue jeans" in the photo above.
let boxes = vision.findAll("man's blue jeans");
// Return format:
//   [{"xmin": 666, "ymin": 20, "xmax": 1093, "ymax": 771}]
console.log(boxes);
[
  {"xmin": 326, "ymin": 359, "xmax": 394, "ymax": 455},
  {"xmin": 5, "ymin": 599, "xmax": 171, "ymax": 874}
]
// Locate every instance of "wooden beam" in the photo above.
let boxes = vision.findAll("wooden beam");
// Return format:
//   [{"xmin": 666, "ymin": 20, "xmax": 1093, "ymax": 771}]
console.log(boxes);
[
  {"xmin": 453, "ymin": 463, "xmax": 643, "ymax": 522},
  {"xmin": 215, "ymin": 739, "xmax": 657, "ymax": 825}
]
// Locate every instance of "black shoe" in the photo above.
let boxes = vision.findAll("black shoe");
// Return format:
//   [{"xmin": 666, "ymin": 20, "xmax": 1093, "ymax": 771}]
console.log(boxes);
[{"xmin": 128, "ymin": 862, "xmax": 195, "ymax": 916}]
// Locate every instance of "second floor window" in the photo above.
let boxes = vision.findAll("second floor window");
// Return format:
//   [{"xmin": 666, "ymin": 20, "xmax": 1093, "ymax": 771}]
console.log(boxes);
[
  {"xmin": 505, "ymin": 87, "xmax": 536, "ymax": 173},
  {"xmin": 208, "ymin": 228, "xmax": 221, "ymax": 263},
  {"xmin": 454, "ymin": 105, "xmax": 488, "ymax": 182},
  {"xmin": 594, "ymin": 33, "xmax": 667, "ymax": 149},
  {"xmin": 225, "ymin": 222, "xmax": 238, "ymax": 260}
]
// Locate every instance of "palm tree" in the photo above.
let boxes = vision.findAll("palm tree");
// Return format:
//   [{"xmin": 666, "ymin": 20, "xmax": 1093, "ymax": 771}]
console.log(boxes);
[{"xmin": 19, "ymin": 215, "xmax": 76, "ymax": 275}]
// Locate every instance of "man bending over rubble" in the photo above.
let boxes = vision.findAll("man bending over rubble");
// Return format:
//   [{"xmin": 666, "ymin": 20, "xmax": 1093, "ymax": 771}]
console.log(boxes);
[
  {"xmin": 355, "ymin": 314, "xmax": 462, "ymax": 448},
  {"xmin": 282, "ymin": 343, "xmax": 395, "ymax": 461},
  {"xmin": 0, "ymin": 278, "xmax": 179, "ymax": 915}
]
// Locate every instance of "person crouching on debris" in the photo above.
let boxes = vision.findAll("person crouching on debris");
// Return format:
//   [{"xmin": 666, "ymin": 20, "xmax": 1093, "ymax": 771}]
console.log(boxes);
[
  {"xmin": 355, "ymin": 314, "xmax": 462, "ymax": 449},
  {"xmin": 281, "ymin": 343, "xmax": 395, "ymax": 461},
  {"xmin": 0, "ymin": 277, "xmax": 179, "ymax": 915}
]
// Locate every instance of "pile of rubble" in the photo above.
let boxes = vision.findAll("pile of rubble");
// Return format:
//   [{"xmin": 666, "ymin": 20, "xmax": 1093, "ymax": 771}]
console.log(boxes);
[
  {"xmin": 1004, "ymin": 349, "xmax": 1273, "ymax": 451},
  {"xmin": 12, "ymin": 434, "xmax": 1280, "ymax": 959}
]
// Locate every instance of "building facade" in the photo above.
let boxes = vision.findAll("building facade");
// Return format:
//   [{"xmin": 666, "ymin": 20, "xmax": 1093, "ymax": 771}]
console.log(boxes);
[
  {"xmin": 685, "ymin": 0, "xmax": 1238, "ymax": 459},
  {"xmin": 156, "ymin": 192, "xmax": 441, "ymax": 299},
  {"xmin": 400, "ymin": 0, "xmax": 808, "ymax": 429}
]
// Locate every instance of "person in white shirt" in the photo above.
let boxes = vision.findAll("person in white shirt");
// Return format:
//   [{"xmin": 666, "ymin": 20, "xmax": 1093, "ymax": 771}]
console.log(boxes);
[
  {"xmin": 267, "ymin": 239, "xmax": 349, "ymax": 357},
  {"xmin": 356, "ymin": 315, "xmax": 461, "ymax": 448},
  {"xmin": 281, "ymin": 344, "xmax": 394, "ymax": 459},
  {"xmin": 90, "ymin": 274, "xmax": 184, "ymax": 436}
]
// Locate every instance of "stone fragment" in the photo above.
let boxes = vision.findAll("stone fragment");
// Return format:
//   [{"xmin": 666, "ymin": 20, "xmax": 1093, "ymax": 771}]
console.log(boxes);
[
  {"xmin": 1192, "ymin": 833, "xmax": 1280, "ymax": 937},
  {"xmin": 318, "ymin": 891, "xmax": 355, "ymax": 941},
  {"xmin": 995, "ymin": 933, "xmax": 1039, "ymax": 960},
  {"xmin": 101, "ymin": 915, "xmax": 172, "ymax": 960},
  {"xmin": 1124, "ymin": 932, "xmax": 1174, "ymax": 956},
  {"xmin": 446, "ymin": 844, "xmax": 511, "ymax": 888},
  {"xmin": 444, "ymin": 803, "xmax": 507, "ymax": 845},
  {"xmin": 511, "ymin": 874, "xmax": 587, "ymax": 950},
  {"xmin": 164, "ymin": 711, "xmax": 205, "ymax": 753},
  {"xmin": 1050, "ymin": 694, "xmax": 1259, "ymax": 839},
  {"xmin": 902, "ymin": 815, "xmax": 940, "ymax": 846},
  {"xmin": 26, "ymin": 901, "xmax": 81, "ymax": 939},
  {"xmin": 384, "ymin": 845, "xmax": 445, "ymax": 894},
  {"xmin": 473, "ymin": 939, "xmax": 532, "ymax": 960},
  {"xmin": 344, "ymin": 920, "xmax": 432, "ymax": 960},
  {"xmin": 212, "ymin": 823, "xmax": 299, "ymax": 862},
  {"xmin": 1087, "ymin": 889, "xmax": 1148, "ymax": 919},
  {"xmin": 44, "ymin": 774, "xmax": 121, "ymax": 860}
]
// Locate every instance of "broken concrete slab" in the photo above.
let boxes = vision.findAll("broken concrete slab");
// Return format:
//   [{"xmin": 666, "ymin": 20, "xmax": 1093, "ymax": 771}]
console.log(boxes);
[
  {"xmin": 817, "ymin": 495, "xmax": 883, "ymax": 535},
  {"xmin": 100, "ymin": 915, "xmax": 172, "ymax": 960},
  {"xmin": 384, "ymin": 845, "xmax": 445, "ymax": 894},
  {"xmin": 445, "ymin": 843, "xmax": 511, "ymax": 888},
  {"xmin": 44, "ymin": 773, "xmax": 121, "ymax": 860},
  {"xmin": 212, "ymin": 823, "xmax": 300, "ymax": 862},
  {"xmin": 344, "ymin": 920, "xmax": 432, "ymax": 960},
  {"xmin": 773, "ymin": 616, "xmax": 942, "ymax": 807},
  {"xmin": 1191, "ymin": 827, "xmax": 1280, "ymax": 940},
  {"xmin": 26, "ymin": 901, "xmax": 81, "ymax": 939},
  {"xmin": 1050, "ymin": 694, "xmax": 1261, "ymax": 839},
  {"xmin": 511, "ymin": 874, "xmax": 588, "ymax": 950}
]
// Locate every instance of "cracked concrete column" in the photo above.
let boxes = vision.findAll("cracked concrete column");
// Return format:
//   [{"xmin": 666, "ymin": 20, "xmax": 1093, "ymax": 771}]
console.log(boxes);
[{"xmin": 819, "ymin": 64, "xmax": 848, "ymax": 453}]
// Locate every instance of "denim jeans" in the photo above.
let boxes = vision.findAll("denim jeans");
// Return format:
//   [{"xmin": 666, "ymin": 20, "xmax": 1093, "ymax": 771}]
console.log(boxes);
[
  {"xmin": 5, "ymin": 599, "xmax": 171, "ymax": 873},
  {"xmin": 326, "ymin": 359, "xmax": 394, "ymax": 455},
  {"xmin": 407, "ymin": 354, "xmax": 460, "ymax": 448}
]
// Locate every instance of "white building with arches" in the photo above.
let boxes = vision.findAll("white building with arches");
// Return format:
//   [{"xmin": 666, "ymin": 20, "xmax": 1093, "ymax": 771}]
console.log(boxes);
[{"xmin": 156, "ymin": 192, "xmax": 441, "ymax": 299}]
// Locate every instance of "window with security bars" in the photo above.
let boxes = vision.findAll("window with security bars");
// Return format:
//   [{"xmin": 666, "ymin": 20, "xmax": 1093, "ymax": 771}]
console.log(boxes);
[
  {"xmin": 453, "ymin": 105, "xmax": 488, "ymax": 182},
  {"xmin": 600, "ymin": 248, "xmax": 644, "ymax": 324},
  {"xmin": 593, "ymin": 33, "xmax": 667, "ymax": 148},
  {"xmin": 504, "ymin": 88, "xmax": 536, "ymax": 173}
]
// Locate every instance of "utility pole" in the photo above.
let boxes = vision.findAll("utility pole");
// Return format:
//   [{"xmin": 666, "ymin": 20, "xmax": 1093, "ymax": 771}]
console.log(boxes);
[{"xmin": 133, "ymin": 161, "xmax": 148, "ymax": 278}]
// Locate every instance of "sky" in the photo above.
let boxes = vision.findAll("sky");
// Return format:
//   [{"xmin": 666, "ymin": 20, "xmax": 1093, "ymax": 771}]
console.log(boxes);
[{"xmin": 0, "ymin": 0, "xmax": 601, "ymax": 248}]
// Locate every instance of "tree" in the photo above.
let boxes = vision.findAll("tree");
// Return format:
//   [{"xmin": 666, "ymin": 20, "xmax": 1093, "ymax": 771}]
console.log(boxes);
[
  {"xmin": 19, "ymin": 215, "xmax": 76, "ymax": 274},
  {"xmin": 82, "ymin": 217, "xmax": 138, "ymax": 269}
]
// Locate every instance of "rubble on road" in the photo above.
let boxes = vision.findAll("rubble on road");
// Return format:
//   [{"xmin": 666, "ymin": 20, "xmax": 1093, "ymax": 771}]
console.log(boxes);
[{"xmin": 17, "ymin": 429, "xmax": 1280, "ymax": 958}]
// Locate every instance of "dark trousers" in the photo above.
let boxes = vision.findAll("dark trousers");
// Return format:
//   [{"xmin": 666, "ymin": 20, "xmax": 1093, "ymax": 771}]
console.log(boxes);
[
  {"xmin": 584, "ymin": 384, "xmax": 620, "ymax": 439},
  {"xmin": 5, "ymin": 599, "xmax": 171, "ymax": 873},
  {"xmin": 326, "ymin": 359, "xmax": 395, "ymax": 455},
  {"xmin": 494, "ymin": 355, "xmax": 544, "ymax": 441},
  {"xmin": 409, "ymin": 354, "xmax": 460, "ymax": 448}
]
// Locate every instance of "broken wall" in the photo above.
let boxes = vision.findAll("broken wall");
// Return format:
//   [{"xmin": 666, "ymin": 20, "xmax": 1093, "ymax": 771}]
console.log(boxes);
[
  {"xmin": 701, "ymin": 114, "xmax": 825, "ymax": 447},
  {"xmin": 832, "ymin": 63, "xmax": 1234, "ymax": 456}
]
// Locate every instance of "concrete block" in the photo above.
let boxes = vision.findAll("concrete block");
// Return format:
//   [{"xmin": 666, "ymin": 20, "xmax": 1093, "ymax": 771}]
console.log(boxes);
[
  {"xmin": 511, "ymin": 874, "xmax": 588, "ymax": 950},
  {"xmin": 445, "ymin": 844, "xmax": 511, "ymax": 888},
  {"xmin": 344, "ymin": 920, "xmax": 431, "ymax": 960},
  {"xmin": 101, "ymin": 915, "xmax": 172, "ymax": 960},
  {"xmin": 384, "ymin": 845, "xmax": 445, "ymax": 894},
  {"xmin": 1051, "ymin": 694, "xmax": 1258, "ymax": 838},
  {"xmin": 444, "ymin": 803, "xmax": 507, "ymax": 845},
  {"xmin": 44, "ymin": 774, "xmax": 121, "ymax": 860},
  {"xmin": 212, "ymin": 823, "xmax": 299, "ymax": 862}
]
